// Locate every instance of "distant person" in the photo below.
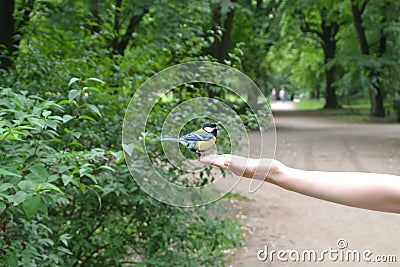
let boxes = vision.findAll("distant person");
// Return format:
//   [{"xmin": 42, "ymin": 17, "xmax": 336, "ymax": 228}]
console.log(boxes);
[
  {"xmin": 270, "ymin": 88, "xmax": 277, "ymax": 101},
  {"xmin": 200, "ymin": 154, "xmax": 400, "ymax": 214},
  {"xmin": 279, "ymin": 88, "xmax": 285, "ymax": 103}
]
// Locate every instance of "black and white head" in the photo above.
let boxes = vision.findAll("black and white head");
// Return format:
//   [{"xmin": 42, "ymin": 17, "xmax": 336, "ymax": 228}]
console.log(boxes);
[{"xmin": 202, "ymin": 122, "xmax": 218, "ymax": 136}]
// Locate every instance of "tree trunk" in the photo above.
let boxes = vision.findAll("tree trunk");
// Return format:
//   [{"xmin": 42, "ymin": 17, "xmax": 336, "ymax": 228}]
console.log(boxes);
[
  {"xmin": 0, "ymin": 0, "xmax": 15, "ymax": 70},
  {"xmin": 299, "ymin": 8, "xmax": 340, "ymax": 108},
  {"xmin": 350, "ymin": 0, "xmax": 369, "ymax": 54},
  {"xmin": 324, "ymin": 66, "xmax": 338, "ymax": 108},
  {"xmin": 321, "ymin": 17, "xmax": 339, "ymax": 108},
  {"xmin": 211, "ymin": 0, "xmax": 236, "ymax": 63},
  {"xmin": 369, "ymin": 85, "xmax": 385, "ymax": 117},
  {"xmin": 350, "ymin": 0, "xmax": 385, "ymax": 117},
  {"xmin": 209, "ymin": 0, "xmax": 236, "ymax": 99}
]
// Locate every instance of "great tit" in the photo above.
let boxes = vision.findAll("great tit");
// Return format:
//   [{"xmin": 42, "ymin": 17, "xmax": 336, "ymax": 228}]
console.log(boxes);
[{"xmin": 161, "ymin": 122, "xmax": 218, "ymax": 155}]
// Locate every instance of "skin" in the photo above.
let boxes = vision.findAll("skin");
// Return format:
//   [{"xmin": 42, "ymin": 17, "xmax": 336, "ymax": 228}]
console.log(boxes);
[{"xmin": 199, "ymin": 154, "xmax": 400, "ymax": 214}]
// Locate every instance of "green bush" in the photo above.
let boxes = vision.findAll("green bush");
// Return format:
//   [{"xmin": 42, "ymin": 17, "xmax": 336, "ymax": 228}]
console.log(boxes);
[{"xmin": 0, "ymin": 83, "xmax": 242, "ymax": 266}]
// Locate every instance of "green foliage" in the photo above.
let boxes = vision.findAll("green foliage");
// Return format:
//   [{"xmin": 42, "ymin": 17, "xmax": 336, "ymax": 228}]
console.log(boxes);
[
  {"xmin": 0, "ymin": 83, "xmax": 243, "ymax": 266},
  {"xmin": 0, "ymin": 84, "xmax": 113, "ymax": 265},
  {"xmin": 0, "ymin": 0, "xmax": 246, "ymax": 265}
]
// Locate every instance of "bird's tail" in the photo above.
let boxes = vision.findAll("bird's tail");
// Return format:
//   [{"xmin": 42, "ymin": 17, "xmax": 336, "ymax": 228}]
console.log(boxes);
[
  {"xmin": 160, "ymin": 137, "xmax": 181, "ymax": 142},
  {"xmin": 160, "ymin": 137, "xmax": 189, "ymax": 147}
]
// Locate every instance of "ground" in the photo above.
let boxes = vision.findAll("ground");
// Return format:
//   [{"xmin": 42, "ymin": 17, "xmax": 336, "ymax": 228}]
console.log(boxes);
[{"xmin": 222, "ymin": 101, "xmax": 400, "ymax": 267}]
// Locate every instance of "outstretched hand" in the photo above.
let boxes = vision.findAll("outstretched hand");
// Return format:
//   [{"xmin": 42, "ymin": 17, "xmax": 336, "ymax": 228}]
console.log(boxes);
[
  {"xmin": 199, "ymin": 154, "xmax": 232, "ymax": 169},
  {"xmin": 199, "ymin": 154, "xmax": 282, "ymax": 182},
  {"xmin": 200, "ymin": 154, "xmax": 400, "ymax": 214}
]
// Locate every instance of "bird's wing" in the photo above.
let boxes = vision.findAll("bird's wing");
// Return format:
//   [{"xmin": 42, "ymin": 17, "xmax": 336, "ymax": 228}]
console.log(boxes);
[{"xmin": 182, "ymin": 130, "xmax": 214, "ymax": 141}]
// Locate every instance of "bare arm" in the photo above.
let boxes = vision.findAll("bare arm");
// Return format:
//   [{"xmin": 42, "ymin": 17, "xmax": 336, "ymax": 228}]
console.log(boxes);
[{"xmin": 200, "ymin": 154, "xmax": 400, "ymax": 214}]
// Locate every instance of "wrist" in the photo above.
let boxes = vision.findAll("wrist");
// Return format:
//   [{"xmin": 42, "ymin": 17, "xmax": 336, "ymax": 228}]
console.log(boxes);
[{"xmin": 266, "ymin": 159, "xmax": 286, "ymax": 185}]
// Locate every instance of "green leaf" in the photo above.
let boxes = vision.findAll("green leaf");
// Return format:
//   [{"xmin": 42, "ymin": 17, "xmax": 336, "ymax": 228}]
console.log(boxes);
[
  {"xmin": 111, "ymin": 150, "xmax": 125, "ymax": 163},
  {"xmin": 68, "ymin": 89, "xmax": 81, "ymax": 102},
  {"xmin": 58, "ymin": 99, "xmax": 70, "ymax": 105},
  {"xmin": 98, "ymin": 165, "xmax": 115, "ymax": 172},
  {"xmin": 83, "ymin": 173, "xmax": 98, "ymax": 184},
  {"xmin": 60, "ymin": 233, "xmax": 72, "ymax": 246},
  {"xmin": 10, "ymin": 191, "xmax": 27, "ymax": 206},
  {"xmin": 62, "ymin": 114, "xmax": 74, "ymax": 123},
  {"xmin": 68, "ymin": 141, "xmax": 85, "ymax": 148},
  {"xmin": 79, "ymin": 183, "xmax": 86, "ymax": 194},
  {"xmin": 45, "ymin": 120, "xmax": 58, "ymax": 130},
  {"xmin": 42, "ymin": 110, "xmax": 52, "ymax": 117},
  {"xmin": 86, "ymin": 104, "xmax": 102, "ymax": 117},
  {"xmin": 43, "ymin": 183, "xmax": 64, "ymax": 194},
  {"xmin": 28, "ymin": 117, "xmax": 46, "ymax": 128},
  {"xmin": 21, "ymin": 248, "xmax": 32, "ymax": 265},
  {"xmin": 0, "ymin": 183, "xmax": 15, "ymax": 192},
  {"xmin": 62, "ymin": 174, "xmax": 73, "ymax": 186},
  {"xmin": 28, "ymin": 164, "xmax": 49, "ymax": 181},
  {"xmin": 7, "ymin": 254, "xmax": 18, "ymax": 267},
  {"xmin": 83, "ymin": 86, "xmax": 100, "ymax": 93},
  {"xmin": 0, "ymin": 168, "xmax": 21, "ymax": 178},
  {"xmin": 68, "ymin": 77, "xmax": 80, "ymax": 87},
  {"xmin": 23, "ymin": 195, "xmax": 41, "ymax": 218},
  {"xmin": 71, "ymin": 131, "xmax": 82, "ymax": 139},
  {"xmin": 0, "ymin": 202, "xmax": 6, "ymax": 213},
  {"xmin": 86, "ymin": 77, "xmax": 105, "ymax": 83},
  {"xmin": 122, "ymin": 143, "xmax": 134, "ymax": 156},
  {"xmin": 46, "ymin": 174, "xmax": 58, "ymax": 183},
  {"xmin": 134, "ymin": 143, "xmax": 144, "ymax": 153},
  {"xmin": 57, "ymin": 246, "xmax": 73, "ymax": 255},
  {"xmin": 78, "ymin": 115, "xmax": 97, "ymax": 122},
  {"xmin": 18, "ymin": 180, "xmax": 35, "ymax": 191},
  {"xmin": 38, "ymin": 200, "xmax": 48, "ymax": 215},
  {"xmin": 3, "ymin": 135, "xmax": 23, "ymax": 141}
]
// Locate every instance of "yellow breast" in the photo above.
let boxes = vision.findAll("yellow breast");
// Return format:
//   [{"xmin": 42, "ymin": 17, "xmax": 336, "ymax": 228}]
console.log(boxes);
[{"xmin": 197, "ymin": 136, "xmax": 216, "ymax": 151}]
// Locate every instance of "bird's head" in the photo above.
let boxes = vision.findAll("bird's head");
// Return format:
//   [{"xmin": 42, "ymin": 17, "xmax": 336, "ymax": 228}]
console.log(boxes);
[{"xmin": 202, "ymin": 122, "xmax": 218, "ymax": 136}]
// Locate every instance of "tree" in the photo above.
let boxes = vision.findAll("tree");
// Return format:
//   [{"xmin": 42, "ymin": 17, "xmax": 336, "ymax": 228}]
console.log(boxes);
[
  {"xmin": 0, "ymin": 0, "xmax": 15, "ymax": 69},
  {"xmin": 0, "ymin": 0, "xmax": 36, "ymax": 70},
  {"xmin": 292, "ymin": 1, "xmax": 344, "ymax": 108},
  {"xmin": 110, "ymin": 0, "xmax": 150, "ymax": 56},
  {"xmin": 210, "ymin": 0, "xmax": 237, "ymax": 63},
  {"xmin": 349, "ymin": 0, "xmax": 386, "ymax": 117},
  {"xmin": 231, "ymin": 0, "xmax": 283, "ymax": 108}
]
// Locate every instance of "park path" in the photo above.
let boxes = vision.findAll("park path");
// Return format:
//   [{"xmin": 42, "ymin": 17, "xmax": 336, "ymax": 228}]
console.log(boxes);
[{"xmin": 223, "ymin": 101, "xmax": 400, "ymax": 267}]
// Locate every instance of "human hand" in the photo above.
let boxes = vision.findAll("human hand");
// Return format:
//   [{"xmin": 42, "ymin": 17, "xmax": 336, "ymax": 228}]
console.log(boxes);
[
  {"xmin": 199, "ymin": 154, "xmax": 282, "ymax": 182},
  {"xmin": 199, "ymin": 154, "xmax": 259, "ymax": 179},
  {"xmin": 199, "ymin": 154, "xmax": 232, "ymax": 169}
]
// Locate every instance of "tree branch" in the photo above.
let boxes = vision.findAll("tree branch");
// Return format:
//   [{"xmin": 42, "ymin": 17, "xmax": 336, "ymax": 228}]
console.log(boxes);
[
  {"xmin": 112, "ymin": 7, "xmax": 149, "ymax": 56},
  {"xmin": 360, "ymin": 0, "xmax": 368, "ymax": 14}
]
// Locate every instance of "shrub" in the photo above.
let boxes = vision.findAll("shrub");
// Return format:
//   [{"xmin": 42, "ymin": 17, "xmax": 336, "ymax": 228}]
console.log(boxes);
[{"xmin": 0, "ymin": 82, "xmax": 242, "ymax": 266}]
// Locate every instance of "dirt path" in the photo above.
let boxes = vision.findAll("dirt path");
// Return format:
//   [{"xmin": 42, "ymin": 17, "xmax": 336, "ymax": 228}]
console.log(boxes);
[{"xmin": 224, "ymin": 103, "xmax": 400, "ymax": 266}]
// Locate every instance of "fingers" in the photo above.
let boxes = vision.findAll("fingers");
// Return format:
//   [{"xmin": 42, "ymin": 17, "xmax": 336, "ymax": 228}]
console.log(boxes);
[{"xmin": 199, "ymin": 154, "xmax": 232, "ymax": 169}]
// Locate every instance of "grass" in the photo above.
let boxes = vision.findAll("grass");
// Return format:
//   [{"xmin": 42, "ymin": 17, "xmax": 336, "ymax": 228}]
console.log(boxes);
[
  {"xmin": 295, "ymin": 99, "xmax": 325, "ymax": 110},
  {"xmin": 294, "ymin": 99, "xmax": 398, "ymax": 123}
]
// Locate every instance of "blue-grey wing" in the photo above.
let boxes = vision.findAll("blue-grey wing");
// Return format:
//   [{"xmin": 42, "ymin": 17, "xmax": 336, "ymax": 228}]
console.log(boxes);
[{"xmin": 181, "ymin": 132, "xmax": 213, "ymax": 141}]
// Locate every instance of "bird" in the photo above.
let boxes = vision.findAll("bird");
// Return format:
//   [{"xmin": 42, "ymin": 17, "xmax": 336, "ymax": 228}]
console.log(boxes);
[{"xmin": 160, "ymin": 122, "xmax": 218, "ymax": 155}]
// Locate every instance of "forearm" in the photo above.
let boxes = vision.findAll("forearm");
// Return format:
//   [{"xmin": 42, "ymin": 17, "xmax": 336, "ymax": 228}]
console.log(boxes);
[
  {"xmin": 272, "ymin": 165, "xmax": 400, "ymax": 213},
  {"xmin": 217, "ymin": 155, "xmax": 400, "ymax": 214}
]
